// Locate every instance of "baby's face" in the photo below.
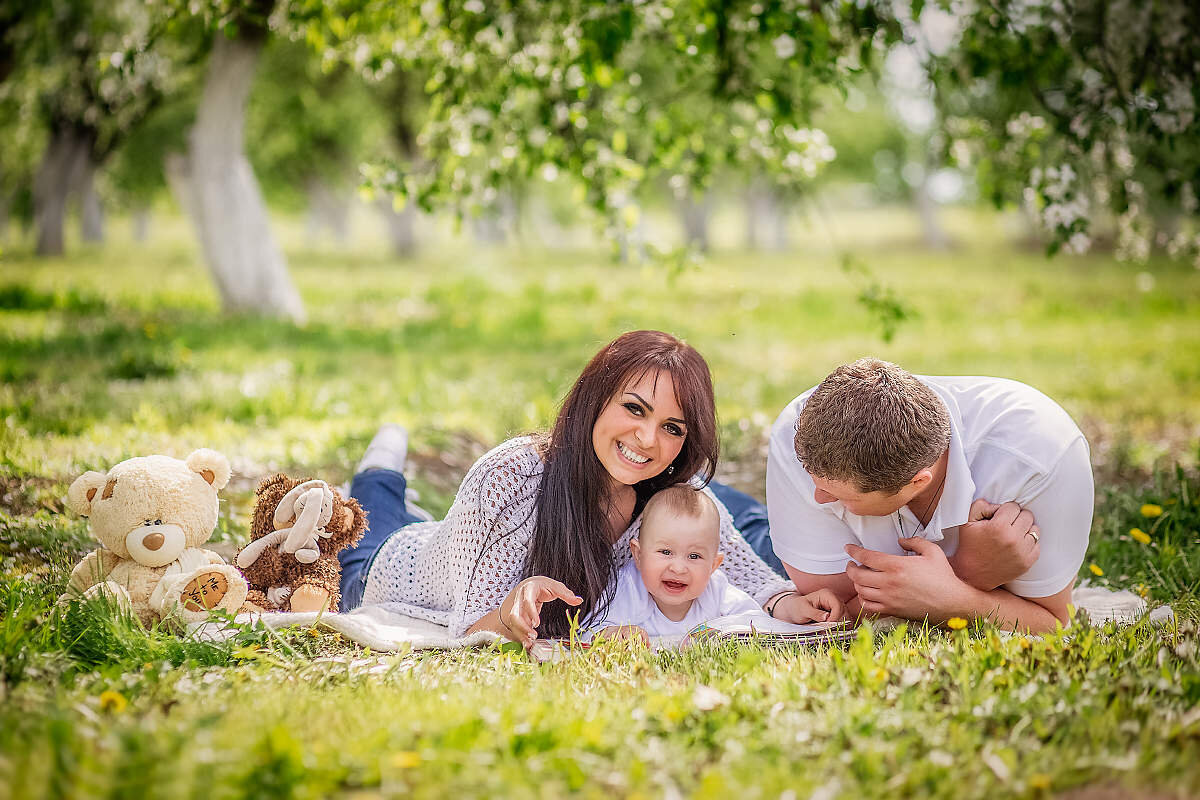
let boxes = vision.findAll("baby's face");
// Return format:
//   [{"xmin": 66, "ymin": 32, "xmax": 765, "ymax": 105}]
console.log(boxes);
[{"xmin": 632, "ymin": 511, "xmax": 723, "ymax": 607}]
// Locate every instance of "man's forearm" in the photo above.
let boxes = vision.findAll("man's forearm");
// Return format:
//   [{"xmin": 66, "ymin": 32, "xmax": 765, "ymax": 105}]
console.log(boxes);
[{"xmin": 953, "ymin": 586, "xmax": 1068, "ymax": 633}]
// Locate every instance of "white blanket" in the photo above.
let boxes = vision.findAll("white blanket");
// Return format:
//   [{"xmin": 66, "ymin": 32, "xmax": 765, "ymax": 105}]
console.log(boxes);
[{"xmin": 188, "ymin": 584, "xmax": 1174, "ymax": 652}]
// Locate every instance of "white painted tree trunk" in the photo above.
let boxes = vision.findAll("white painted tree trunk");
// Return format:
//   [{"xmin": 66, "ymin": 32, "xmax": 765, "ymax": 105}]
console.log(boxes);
[
  {"xmin": 305, "ymin": 178, "xmax": 351, "ymax": 245},
  {"xmin": 180, "ymin": 34, "xmax": 304, "ymax": 322},
  {"xmin": 377, "ymin": 197, "xmax": 418, "ymax": 257},
  {"xmin": 678, "ymin": 193, "xmax": 712, "ymax": 252},
  {"xmin": 132, "ymin": 206, "xmax": 151, "ymax": 242},
  {"xmin": 78, "ymin": 159, "xmax": 105, "ymax": 243},
  {"xmin": 915, "ymin": 149, "xmax": 950, "ymax": 250},
  {"xmin": 33, "ymin": 125, "xmax": 90, "ymax": 255},
  {"xmin": 163, "ymin": 152, "xmax": 194, "ymax": 219},
  {"xmin": 0, "ymin": 189, "xmax": 9, "ymax": 244},
  {"xmin": 744, "ymin": 180, "xmax": 789, "ymax": 251}
]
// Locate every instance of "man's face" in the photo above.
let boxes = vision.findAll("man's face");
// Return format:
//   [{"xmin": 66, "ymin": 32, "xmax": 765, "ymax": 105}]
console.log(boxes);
[{"xmin": 809, "ymin": 473, "xmax": 916, "ymax": 517}]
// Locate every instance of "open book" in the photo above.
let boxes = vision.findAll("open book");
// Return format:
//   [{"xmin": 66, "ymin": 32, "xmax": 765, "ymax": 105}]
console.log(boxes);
[
  {"xmin": 528, "ymin": 613, "xmax": 856, "ymax": 662},
  {"xmin": 680, "ymin": 612, "xmax": 857, "ymax": 647}
]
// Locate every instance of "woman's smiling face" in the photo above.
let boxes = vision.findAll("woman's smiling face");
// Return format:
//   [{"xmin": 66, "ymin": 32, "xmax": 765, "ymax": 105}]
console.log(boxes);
[{"xmin": 591, "ymin": 370, "xmax": 688, "ymax": 487}]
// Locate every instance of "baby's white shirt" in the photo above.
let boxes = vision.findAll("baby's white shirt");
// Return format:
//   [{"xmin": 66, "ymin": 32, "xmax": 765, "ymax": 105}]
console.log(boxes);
[{"xmin": 585, "ymin": 560, "xmax": 763, "ymax": 637}]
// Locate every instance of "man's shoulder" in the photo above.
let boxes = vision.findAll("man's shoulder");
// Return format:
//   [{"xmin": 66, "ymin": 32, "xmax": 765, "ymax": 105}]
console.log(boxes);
[{"xmin": 925, "ymin": 375, "xmax": 1085, "ymax": 472}]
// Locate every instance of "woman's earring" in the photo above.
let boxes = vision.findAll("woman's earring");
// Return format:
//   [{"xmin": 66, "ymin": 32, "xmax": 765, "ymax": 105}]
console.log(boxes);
[{"xmin": 666, "ymin": 465, "xmax": 675, "ymax": 476}]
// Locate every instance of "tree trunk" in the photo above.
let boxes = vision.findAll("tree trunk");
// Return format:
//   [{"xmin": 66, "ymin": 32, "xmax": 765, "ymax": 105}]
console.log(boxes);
[
  {"xmin": 470, "ymin": 192, "xmax": 517, "ymax": 245},
  {"xmin": 617, "ymin": 216, "xmax": 647, "ymax": 263},
  {"xmin": 744, "ymin": 180, "xmax": 789, "ymax": 251},
  {"xmin": 914, "ymin": 150, "xmax": 950, "ymax": 251},
  {"xmin": 181, "ymin": 34, "xmax": 304, "ymax": 322},
  {"xmin": 377, "ymin": 197, "xmax": 417, "ymax": 258},
  {"xmin": 33, "ymin": 124, "xmax": 91, "ymax": 256},
  {"xmin": 132, "ymin": 206, "xmax": 151, "ymax": 242},
  {"xmin": 164, "ymin": 152, "xmax": 193, "ymax": 219},
  {"xmin": 306, "ymin": 178, "xmax": 351, "ymax": 245},
  {"xmin": 678, "ymin": 193, "xmax": 711, "ymax": 252},
  {"xmin": 0, "ymin": 190, "xmax": 9, "ymax": 245},
  {"xmin": 78, "ymin": 159, "xmax": 105, "ymax": 243}
]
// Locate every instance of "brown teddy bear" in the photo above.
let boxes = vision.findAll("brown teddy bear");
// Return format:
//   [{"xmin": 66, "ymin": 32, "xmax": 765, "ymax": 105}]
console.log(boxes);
[
  {"xmin": 65, "ymin": 449, "xmax": 250, "ymax": 625},
  {"xmin": 236, "ymin": 475, "xmax": 366, "ymax": 613}
]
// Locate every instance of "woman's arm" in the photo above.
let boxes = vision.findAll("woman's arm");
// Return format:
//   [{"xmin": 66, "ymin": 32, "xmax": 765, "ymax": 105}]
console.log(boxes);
[
  {"xmin": 467, "ymin": 576, "xmax": 583, "ymax": 645},
  {"xmin": 443, "ymin": 441, "xmax": 547, "ymax": 637}
]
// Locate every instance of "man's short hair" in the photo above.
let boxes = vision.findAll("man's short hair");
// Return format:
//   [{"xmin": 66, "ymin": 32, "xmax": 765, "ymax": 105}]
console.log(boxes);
[
  {"xmin": 642, "ymin": 485, "xmax": 720, "ymax": 546},
  {"xmin": 794, "ymin": 358, "xmax": 951, "ymax": 494}
]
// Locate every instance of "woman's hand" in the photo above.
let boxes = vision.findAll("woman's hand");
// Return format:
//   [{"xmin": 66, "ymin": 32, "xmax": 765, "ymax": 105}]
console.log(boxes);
[
  {"xmin": 499, "ymin": 576, "xmax": 583, "ymax": 647},
  {"xmin": 772, "ymin": 588, "xmax": 845, "ymax": 624}
]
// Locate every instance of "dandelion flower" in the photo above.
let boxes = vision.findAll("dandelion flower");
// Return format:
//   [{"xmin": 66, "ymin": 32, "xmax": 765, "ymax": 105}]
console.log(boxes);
[
  {"xmin": 1089, "ymin": 563, "xmax": 1104, "ymax": 576},
  {"xmin": 99, "ymin": 690, "xmax": 127, "ymax": 713},
  {"xmin": 1130, "ymin": 527, "xmax": 1151, "ymax": 544},
  {"xmin": 392, "ymin": 751, "xmax": 421, "ymax": 769},
  {"xmin": 1140, "ymin": 504, "xmax": 1164, "ymax": 518},
  {"xmin": 947, "ymin": 617, "xmax": 968, "ymax": 630}
]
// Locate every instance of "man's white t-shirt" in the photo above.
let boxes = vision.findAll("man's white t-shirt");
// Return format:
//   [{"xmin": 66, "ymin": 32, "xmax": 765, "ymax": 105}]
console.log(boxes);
[
  {"xmin": 766, "ymin": 375, "xmax": 1093, "ymax": 598},
  {"xmin": 585, "ymin": 561, "xmax": 764, "ymax": 637}
]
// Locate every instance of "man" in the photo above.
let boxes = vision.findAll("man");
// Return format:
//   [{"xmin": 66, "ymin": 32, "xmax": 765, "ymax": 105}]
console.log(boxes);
[{"xmin": 766, "ymin": 358, "xmax": 1093, "ymax": 632}]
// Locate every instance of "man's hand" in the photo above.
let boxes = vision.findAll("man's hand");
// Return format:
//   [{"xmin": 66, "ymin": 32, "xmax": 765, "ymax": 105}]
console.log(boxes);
[
  {"xmin": 845, "ymin": 539, "xmax": 974, "ymax": 622},
  {"xmin": 499, "ymin": 576, "xmax": 583, "ymax": 647},
  {"xmin": 948, "ymin": 499, "xmax": 1041, "ymax": 591}
]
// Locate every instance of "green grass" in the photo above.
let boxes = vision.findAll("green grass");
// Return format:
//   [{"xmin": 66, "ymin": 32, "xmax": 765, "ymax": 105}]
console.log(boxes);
[{"xmin": 1, "ymin": 207, "xmax": 1199, "ymax": 798}]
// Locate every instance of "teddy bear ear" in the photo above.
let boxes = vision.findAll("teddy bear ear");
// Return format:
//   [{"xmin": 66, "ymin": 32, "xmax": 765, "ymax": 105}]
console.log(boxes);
[
  {"xmin": 186, "ymin": 449, "xmax": 231, "ymax": 490},
  {"xmin": 67, "ymin": 471, "xmax": 108, "ymax": 516}
]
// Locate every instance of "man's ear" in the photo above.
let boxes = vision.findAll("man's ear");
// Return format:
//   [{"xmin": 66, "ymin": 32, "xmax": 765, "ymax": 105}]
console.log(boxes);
[
  {"xmin": 186, "ymin": 449, "xmax": 231, "ymax": 490},
  {"xmin": 67, "ymin": 471, "xmax": 109, "ymax": 516},
  {"xmin": 909, "ymin": 467, "xmax": 934, "ymax": 492},
  {"xmin": 711, "ymin": 552, "xmax": 724, "ymax": 573}
]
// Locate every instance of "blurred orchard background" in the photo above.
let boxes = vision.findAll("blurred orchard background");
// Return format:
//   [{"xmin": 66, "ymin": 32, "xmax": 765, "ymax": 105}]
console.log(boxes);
[
  {"xmin": 1, "ymin": 0, "xmax": 1198, "ymax": 496},
  {"xmin": 3, "ymin": 3, "xmax": 1200, "ymax": 798}
]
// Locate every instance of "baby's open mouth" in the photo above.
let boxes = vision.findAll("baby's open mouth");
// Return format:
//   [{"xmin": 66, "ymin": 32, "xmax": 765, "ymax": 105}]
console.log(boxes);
[{"xmin": 662, "ymin": 580, "xmax": 687, "ymax": 592}]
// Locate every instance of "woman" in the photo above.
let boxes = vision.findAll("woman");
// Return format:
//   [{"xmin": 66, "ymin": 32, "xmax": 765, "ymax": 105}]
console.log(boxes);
[{"xmin": 339, "ymin": 330, "xmax": 839, "ymax": 644}]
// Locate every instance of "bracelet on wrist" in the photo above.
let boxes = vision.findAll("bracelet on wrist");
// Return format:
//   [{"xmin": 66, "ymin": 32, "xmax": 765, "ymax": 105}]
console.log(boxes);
[{"xmin": 766, "ymin": 590, "xmax": 798, "ymax": 618}]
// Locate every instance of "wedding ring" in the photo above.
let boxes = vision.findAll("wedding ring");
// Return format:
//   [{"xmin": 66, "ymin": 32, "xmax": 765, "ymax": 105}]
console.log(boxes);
[{"xmin": 1026, "ymin": 529, "xmax": 1040, "ymax": 543}]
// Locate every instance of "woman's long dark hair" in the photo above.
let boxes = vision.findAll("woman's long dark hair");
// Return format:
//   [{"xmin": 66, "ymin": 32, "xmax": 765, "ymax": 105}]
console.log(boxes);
[{"xmin": 525, "ymin": 330, "xmax": 720, "ymax": 637}]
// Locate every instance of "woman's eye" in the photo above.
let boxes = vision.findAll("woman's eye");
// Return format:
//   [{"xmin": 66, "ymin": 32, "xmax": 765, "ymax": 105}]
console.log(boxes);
[
  {"xmin": 624, "ymin": 403, "xmax": 644, "ymax": 416},
  {"xmin": 664, "ymin": 423, "xmax": 684, "ymax": 437}
]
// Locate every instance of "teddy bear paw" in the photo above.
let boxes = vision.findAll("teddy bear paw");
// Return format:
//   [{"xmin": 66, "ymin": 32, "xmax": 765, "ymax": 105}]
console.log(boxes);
[
  {"xmin": 164, "ymin": 565, "xmax": 249, "ymax": 622},
  {"xmin": 288, "ymin": 584, "xmax": 332, "ymax": 614},
  {"xmin": 83, "ymin": 580, "xmax": 133, "ymax": 609}
]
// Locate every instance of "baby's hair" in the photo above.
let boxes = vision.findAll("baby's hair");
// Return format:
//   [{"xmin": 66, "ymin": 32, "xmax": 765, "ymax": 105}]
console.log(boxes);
[{"xmin": 641, "ymin": 486, "xmax": 720, "ymax": 548}]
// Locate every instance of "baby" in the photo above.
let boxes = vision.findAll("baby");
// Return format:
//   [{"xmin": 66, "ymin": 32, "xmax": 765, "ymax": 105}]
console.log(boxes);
[{"xmin": 588, "ymin": 485, "xmax": 835, "ymax": 641}]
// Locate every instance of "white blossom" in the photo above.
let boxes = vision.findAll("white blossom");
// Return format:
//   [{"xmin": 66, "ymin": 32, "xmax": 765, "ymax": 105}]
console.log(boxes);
[{"xmin": 773, "ymin": 34, "xmax": 797, "ymax": 59}]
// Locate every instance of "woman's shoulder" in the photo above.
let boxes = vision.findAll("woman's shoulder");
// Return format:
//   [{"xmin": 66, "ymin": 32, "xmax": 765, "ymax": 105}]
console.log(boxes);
[
  {"xmin": 467, "ymin": 436, "xmax": 545, "ymax": 479},
  {"xmin": 456, "ymin": 436, "xmax": 545, "ymax": 507}
]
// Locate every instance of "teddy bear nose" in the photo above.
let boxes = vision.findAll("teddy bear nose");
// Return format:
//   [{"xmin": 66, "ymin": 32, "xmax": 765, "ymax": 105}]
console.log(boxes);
[{"xmin": 143, "ymin": 532, "xmax": 165, "ymax": 551}]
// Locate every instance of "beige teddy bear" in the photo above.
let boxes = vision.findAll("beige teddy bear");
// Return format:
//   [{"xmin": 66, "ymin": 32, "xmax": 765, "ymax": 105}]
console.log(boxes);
[{"xmin": 65, "ymin": 449, "xmax": 249, "ymax": 625}]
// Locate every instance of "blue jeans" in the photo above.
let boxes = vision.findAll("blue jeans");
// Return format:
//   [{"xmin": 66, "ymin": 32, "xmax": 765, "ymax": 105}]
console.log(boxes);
[
  {"xmin": 339, "ymin": 469, "xmax": 426, "ymax": 611},
  {"xmin": 708, "ymin": 480, "xmax": 787, "ymax": 578}
]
